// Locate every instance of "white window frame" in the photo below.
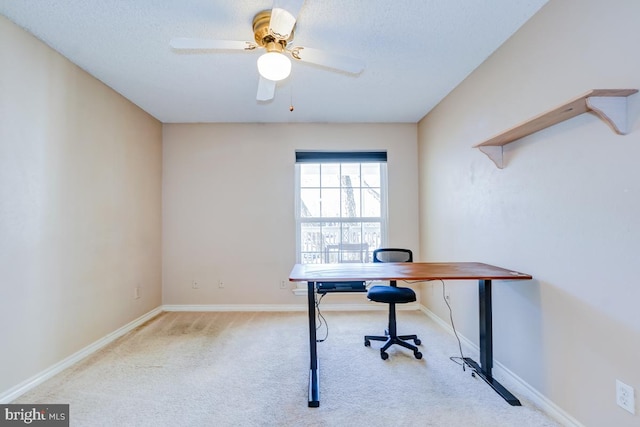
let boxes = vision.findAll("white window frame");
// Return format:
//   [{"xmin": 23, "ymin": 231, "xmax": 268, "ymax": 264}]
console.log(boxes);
[{"xmin": 294, "ymin": 152, "xmax": 389, "ymax": 266}]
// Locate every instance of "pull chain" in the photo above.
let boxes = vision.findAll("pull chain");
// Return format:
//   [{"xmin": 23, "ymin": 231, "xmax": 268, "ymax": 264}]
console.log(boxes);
[{"xmin": 289, "ymin": 84, "xmax": 294, "ymax": 112}]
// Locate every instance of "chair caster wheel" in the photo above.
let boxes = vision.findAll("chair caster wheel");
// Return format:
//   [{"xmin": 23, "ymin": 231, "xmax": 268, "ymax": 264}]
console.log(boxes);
[
  {"xmin": 414, "ymin": 339, "xmax": 421, "ymax": 345},
  {"xmin": 380, "ymin": 351, "xmax": 389, "ymax": 360},
  {"xmin": 364, "ymin": 339, "xmax": 371, "ymax": 347},
  {"xmin": 414, "ymin": 351, "xmax": 423, "ymax": 360}
]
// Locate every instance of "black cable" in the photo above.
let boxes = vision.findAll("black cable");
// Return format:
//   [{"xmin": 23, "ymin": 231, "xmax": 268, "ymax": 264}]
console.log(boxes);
[
  {"xmin": 315, "ymin": 280, "xmax": 372, "ymax": 343},
  {"xmin": 315, "ymin": 292, "xmax": 328, "ymax": 342},
  {"xmin": 439, "ymin": 280, "xmax": 475, "ymax": 373}
]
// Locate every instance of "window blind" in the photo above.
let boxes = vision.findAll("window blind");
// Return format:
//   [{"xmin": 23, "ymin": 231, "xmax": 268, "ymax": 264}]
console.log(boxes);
[{"xmin": 295, "ymin": 151, "xmax": 387, "ymax": 163}]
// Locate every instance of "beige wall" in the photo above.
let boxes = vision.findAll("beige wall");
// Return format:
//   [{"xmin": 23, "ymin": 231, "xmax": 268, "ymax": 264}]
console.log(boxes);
[
  {"xmin": 162, "ymin": 123, "xmax": 419, "ymax": 305},
  {"xmin": 0, "ymin": 16, "xmax": 163, "ymax": 395},
  {"xmin": 418, "ymin": 0, "xmax": 640, "ymax": 425},
  {"xmin": 6, "ymin": 0, "xmax": 639, "ymax": 423}
]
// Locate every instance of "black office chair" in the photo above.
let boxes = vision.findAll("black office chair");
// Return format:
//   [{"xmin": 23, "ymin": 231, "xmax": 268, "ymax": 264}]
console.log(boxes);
[{"xmin": 364, "ymin": 248, "xmax": 422, "ymax": 360}]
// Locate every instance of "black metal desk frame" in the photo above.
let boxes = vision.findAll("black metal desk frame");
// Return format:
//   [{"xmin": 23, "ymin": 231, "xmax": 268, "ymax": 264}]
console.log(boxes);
[{"xmin": 304, "ymin": 278, "xmax": 522, "ymax": 407}]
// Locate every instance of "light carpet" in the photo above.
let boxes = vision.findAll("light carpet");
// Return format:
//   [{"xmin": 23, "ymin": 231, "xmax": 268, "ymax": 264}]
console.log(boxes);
[{"xmin": 14, "ymin": 310, "xmax": 560, "ymax": 426}]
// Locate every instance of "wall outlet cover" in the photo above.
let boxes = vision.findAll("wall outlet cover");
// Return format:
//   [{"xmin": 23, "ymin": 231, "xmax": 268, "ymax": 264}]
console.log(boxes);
[{"xmin": 616, "ymin": 379, "xmax": 635, "ymax": 414}]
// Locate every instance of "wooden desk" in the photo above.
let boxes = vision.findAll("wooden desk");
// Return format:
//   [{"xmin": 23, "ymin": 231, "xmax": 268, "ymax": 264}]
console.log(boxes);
[{"xmin": 289, "ymin": 262, "xmax": 533, "ymax": 407}]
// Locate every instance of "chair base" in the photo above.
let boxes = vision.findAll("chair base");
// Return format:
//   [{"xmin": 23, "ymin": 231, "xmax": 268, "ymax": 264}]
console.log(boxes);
[{"xmin": 364, "ymin": 333, "xmax": 422, "ymax": 360}]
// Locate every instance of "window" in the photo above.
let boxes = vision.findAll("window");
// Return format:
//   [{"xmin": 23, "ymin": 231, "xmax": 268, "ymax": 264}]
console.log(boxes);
[{"xmin": 295, "ymin": 151, "xmax": 387, "ymax": 264}]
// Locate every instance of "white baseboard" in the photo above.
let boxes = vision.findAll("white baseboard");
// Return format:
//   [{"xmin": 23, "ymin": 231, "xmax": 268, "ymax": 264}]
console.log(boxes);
[
  {"xmin": 0, "ymin": 307, "xmax": 163, "ymax": 404},
  {"xmin": 162, "ymin": 303, "xmax": 420, "ymax": 312},
  {"xmin": 162, "ymin": 304, "xmax": 306, "ymax": 312},
  {"xmin": 418, "ymin": 305, "xmax": 584, "ymax": 427},
  {"xmin": 319, "ymin": 303, "xmax": 420, "ymax": 311}
]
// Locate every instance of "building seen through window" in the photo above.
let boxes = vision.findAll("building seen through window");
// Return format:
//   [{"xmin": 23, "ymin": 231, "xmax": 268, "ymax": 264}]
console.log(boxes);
[{"xmin": 295, "ymin": 151, "xmax": 387, "ymax": 264}]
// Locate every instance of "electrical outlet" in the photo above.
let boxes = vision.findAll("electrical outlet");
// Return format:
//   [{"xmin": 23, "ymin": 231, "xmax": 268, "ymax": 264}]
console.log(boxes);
[
  {"xmin": 191, "ymin": 280, "xmax": 199, "ymax": 289},
  {"xmin": 134, "ymin": 286, "xmax": 140, "ymax": 299},
  {"xmin": 218, "ymin": 280, "xmax": 224, "ymax": 288},
  {"xmin": 616, "ymin": 379, "xmax": 635, "ymax": 414},
  {"xmin": 280, "ymin": 280, "xmax": 288, "ymax": 289}
]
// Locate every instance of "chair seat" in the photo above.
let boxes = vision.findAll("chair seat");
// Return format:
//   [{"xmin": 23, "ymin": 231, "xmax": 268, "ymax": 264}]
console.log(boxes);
[{"xmin": 367, "ymin": 285, "xmax": 416, "ymax": 304}]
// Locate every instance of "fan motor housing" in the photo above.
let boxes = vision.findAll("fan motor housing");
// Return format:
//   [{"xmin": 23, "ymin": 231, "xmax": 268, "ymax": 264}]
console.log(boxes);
[{"xmin": 253, "ymin": 10, "xmax": 294, "ymax": 50}]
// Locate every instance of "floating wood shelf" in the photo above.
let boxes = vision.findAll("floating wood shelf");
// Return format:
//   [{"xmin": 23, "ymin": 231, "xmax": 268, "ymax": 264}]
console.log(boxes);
[{"xmin": 474, "ymin": 89, "xmax": 638, "ymax": 168}]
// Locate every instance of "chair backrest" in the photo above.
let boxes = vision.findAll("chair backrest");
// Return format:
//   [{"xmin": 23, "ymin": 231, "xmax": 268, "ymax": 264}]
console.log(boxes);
[{"xmin": 373, "ymin": 248, "xmax": 413, "ymax": 263}]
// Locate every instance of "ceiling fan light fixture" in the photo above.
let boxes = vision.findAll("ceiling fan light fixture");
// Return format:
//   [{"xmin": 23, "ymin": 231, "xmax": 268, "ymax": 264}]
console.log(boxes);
[{"xmin": 257, "ymin": 51, "xmax": 292, "ymax": 81}]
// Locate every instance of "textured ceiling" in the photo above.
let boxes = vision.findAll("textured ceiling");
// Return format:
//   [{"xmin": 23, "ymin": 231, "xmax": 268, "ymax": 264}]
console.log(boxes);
[{"xmin": 0, "ymin": 0, "xmax": 548, "ymax": 123}]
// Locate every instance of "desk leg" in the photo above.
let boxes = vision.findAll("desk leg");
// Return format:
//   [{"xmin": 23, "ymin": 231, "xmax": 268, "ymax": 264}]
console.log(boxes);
[
  {"xmin": 463, "ymin": 279, "xmax": 521, "ymax": 406},
  {"xmin": 307, "ymin": 281, "xmax": 320, "ymax": 407}
]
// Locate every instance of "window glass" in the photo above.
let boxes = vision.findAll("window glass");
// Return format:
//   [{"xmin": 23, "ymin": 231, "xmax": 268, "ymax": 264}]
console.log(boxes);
[{"xmin": 296, "ymin": 157, "xmax": 387, "ymax": 264}]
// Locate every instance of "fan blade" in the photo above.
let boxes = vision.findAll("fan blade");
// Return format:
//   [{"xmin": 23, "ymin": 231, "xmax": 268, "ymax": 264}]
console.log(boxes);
[
  {"xmin": 257, "ymin": 76, "xmax": 276, "ymax": 101},
  {"xmin": 273, "ymin": 0, "xmax": 305, "ymax": 14},
  {"xmin": 289, "ymin": 46, "xmax": 365, "ymax": 75},
  {"xmin": 269, "ymin": 0, "xmax": 304, "ymax": 39},
  {"xmin": 170, "ymin": 38, "xmax": 256, "ymax": 51}
]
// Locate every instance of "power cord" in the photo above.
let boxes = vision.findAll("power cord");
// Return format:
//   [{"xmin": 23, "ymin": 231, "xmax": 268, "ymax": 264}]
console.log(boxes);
[
  {"xmin": 438, "ymin": 280, "xmax": 474, "ymax": 373},
  {"xmin": 314, "ymin": 281, "xmax": 373, "ymax": 343},
  {"xmin": 315, "ymin": 292, "xmax": 328, "ymax": 343}
]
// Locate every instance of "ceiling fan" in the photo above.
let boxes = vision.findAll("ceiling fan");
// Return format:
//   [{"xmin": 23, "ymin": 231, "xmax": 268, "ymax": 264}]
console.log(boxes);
[{"xmin": 170, "ymin": 0, "xmax": 365, "ymax": 101}]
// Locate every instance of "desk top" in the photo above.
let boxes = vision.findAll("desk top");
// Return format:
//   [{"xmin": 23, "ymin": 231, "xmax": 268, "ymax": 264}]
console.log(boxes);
[{"xmin": 289, "ymin": 262, "xmax": 532, "ymax": 282}]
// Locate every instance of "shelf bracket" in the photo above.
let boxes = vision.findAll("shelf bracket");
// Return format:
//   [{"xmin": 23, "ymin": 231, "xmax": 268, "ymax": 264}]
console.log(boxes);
[
  {"xmin": 586, "ymin": 96, "xmax": 631, "ymax": 134},
  {"xmin": 478, "ymin": 146, "xmax": 504, "ymax": 169}
]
